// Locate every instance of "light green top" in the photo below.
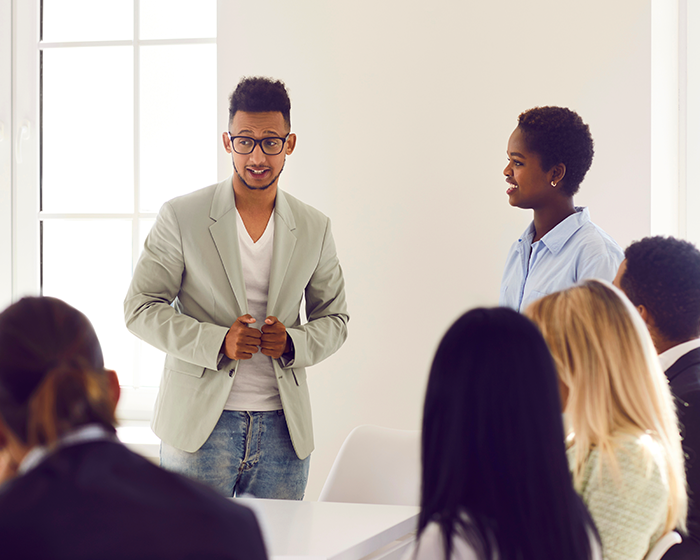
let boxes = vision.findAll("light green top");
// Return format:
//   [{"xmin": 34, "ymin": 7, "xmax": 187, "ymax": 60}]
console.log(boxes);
[{"xmin": 569, "ymin": 435, "xmax": 668, "ymax": 560}]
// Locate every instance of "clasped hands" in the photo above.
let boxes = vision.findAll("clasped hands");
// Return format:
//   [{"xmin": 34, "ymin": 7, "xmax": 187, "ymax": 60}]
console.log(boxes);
[{"xmin": 224, "ymin": 315, "xmax": 290, "ymax": 360}]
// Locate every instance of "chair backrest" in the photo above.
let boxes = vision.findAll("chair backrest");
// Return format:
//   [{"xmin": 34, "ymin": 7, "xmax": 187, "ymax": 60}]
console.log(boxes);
[
  {"xmin": 644, "ymin": 531, "xmax": 682, "ymax": 560},
  {"xmin": 318, "ymin": 425, "xmax": 421, "ymax": 506}
]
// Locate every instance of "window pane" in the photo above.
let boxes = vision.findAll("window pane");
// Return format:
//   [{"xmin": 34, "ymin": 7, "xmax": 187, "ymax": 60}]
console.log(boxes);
[
  {"xmin": 43, "ymin": 0, "xmax": 133, "ymax": 42},
  {"xmin": 140, "ymin": 0, "xmax": 216, "ymax": 40},
  {"xmin": 42, "ymin": 47, "xmax": 134, "ymax": 213},
  {"xmin": 139, "ymin": 44, "xmax": 217, "ymax": 212},
  {"xmin": 42, "ymin": 219, "xmax": 135, "ymax": 386}
]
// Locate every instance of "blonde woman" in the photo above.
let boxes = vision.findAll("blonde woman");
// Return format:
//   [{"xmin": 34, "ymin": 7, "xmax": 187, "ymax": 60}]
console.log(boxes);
[{"xmin": 526, "ymin": 280, "xmax": 687, "ymax": 560}]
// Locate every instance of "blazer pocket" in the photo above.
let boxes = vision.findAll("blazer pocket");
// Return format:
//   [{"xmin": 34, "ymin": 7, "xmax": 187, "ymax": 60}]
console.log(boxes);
[
  {"xmin": 292, "ymin": 368, "xmax": 307, "ymax": 387},
  {"xmin": 164, "ymin": 355, "xmax": 206, "ymax": 378}
]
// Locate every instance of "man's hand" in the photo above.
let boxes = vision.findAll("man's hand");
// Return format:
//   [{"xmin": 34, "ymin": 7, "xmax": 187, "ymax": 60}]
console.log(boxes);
[
  {"xmin": 224, "ymin": 315, "xmax": 262, "ymax": 360},
  {"xmin": 261, "ymin": 316, "xmax": 290, "ymax": 359}
]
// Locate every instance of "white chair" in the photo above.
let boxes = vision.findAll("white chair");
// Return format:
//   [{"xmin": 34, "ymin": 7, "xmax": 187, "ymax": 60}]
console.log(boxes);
[
  {"xmin": 318, "ymin": 425, "xmax": 421, "ymax": 506},
  {"xmin": 644, "ymin": 531, "xmax": 682, "ymax": 560}
]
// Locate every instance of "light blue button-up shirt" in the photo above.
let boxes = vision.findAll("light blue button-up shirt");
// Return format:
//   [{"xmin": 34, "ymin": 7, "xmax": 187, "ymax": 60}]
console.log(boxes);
[{"xmin": 499, "ymin": 207, "xmax": 624, "ymax": 312}]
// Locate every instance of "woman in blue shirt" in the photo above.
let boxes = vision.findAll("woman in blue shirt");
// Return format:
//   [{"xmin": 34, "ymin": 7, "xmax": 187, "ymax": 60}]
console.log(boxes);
[{"xmin": 499, "ymin": 106, "xmax": 623, "ymax": 312}]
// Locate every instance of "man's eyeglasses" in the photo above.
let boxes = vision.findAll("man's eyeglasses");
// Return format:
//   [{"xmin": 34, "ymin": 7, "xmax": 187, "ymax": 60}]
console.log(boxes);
[{"xmin": 228, "ymin": 133, "xmax": 290, "ymax": 155}]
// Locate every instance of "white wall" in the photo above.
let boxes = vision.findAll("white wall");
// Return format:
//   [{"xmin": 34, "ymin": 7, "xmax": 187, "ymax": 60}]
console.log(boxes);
[{"xmin": 218, "ymin": 0, "xmax": 652, "ymax": 500}]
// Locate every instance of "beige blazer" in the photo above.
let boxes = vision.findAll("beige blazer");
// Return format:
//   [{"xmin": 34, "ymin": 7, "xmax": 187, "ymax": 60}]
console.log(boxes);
[{"xmin": 124, "ymin": 177, "xmax": 349, "ymax": 459}]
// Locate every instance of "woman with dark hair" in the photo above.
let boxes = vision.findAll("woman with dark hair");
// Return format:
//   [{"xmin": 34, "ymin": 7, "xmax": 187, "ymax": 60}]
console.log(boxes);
[
  {"xmin": 500, "ymin": 106, "xmax": 623, "ymax": 312},
  {"xmin": 409, "ymin": 307, "xmax": 600, "ymax": 560},
  {"xmin": 0, "ymin": 296, "xmax": 267, "ymax": 560}
]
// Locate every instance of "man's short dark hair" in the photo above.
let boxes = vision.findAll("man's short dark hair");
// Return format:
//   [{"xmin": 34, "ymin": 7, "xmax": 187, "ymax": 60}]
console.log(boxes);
[
  {"xmin": 517, "ymin": 106, "xmax": 594, "ymax": 197},
  {"xmin": 228, "ymin": 76, "xmax": 291, "ymax": 128},
  {"xmin": 621, "ymin": 236, "xmax": 700, "ymax": 342}
]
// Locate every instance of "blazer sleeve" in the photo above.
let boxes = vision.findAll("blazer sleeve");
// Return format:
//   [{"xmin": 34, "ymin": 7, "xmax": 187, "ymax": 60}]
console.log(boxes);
[
  {"xmin": 281, "ymin": 217, "xmax": 349, "ymax": 370},
  {"xmin": 673, "ymin": 387, "xmax": 700, "ymax": 555},
  {"xmin": 123, "ymin": 201, "xmax": 229, "ymax": 371}
]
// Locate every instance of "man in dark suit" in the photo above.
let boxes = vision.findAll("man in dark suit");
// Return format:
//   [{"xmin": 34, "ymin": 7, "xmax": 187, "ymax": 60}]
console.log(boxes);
[
  {"xmin": 0, "ymin": 296, "xmax": 268, "ymax": 560},
  {"xmin": 614, "ymin": 236, "xmax": 700, "ymax": 559}
]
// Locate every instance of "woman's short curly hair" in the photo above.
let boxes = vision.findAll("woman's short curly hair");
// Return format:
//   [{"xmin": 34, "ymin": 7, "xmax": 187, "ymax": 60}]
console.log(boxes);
[
  {"xmin": 228, "ymin": 76, "xmax": 291, "ymax": 128},
  {"xmin": 517, "ymin": 106, "xmax": 594, "ymax": 196}
]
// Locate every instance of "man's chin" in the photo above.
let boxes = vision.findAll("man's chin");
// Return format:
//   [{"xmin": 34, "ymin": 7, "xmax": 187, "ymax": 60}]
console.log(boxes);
[
  {"xmin": 245, "ymin": 182, "xmax": 272, "ymax": 191},
  {"xmin": 236, "ymin": 172, "xmax": 275, "ymax": 191},
  {"xmin": 232, "ymin": 159, "xmax": 284, "ymax": 193}
]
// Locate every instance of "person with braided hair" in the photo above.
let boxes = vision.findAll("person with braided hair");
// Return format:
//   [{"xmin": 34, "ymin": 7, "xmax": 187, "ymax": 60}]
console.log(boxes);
[{"xmin": 0, "ymin": 296, "xmax": 267, "ymax": 560}]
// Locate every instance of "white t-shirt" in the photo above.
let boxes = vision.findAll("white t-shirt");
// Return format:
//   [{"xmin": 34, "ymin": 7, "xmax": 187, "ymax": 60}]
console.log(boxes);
[{"xmin": 224, "ymin": 210, "xmax": 282, "ymax": 411}]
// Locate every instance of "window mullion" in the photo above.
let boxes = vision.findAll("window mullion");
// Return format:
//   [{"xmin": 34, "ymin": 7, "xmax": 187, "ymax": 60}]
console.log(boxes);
[
  {"xmin": 0, "ymin": 0, "xmax": 13, "ymax": 309},
  {"xmin": 13, "ymin": 0, "xmax": 40, "ymax": 301},
  {"xmin": 133, "ymin": 0, "xmax": 141, "ymax": 389}
]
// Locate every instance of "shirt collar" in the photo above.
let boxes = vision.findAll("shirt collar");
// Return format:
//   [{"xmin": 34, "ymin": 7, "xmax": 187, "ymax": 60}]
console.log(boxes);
[
  {"xmin": 18, "ymin": 424, "xmax": 118, "ymax": 475},
  {"xmin": 518, "ymin": 207, "xmax": 590, "ymax": 255},
  {"xmin": 658, "ymin": 338, "xmax": 700, "ymax": 372}
]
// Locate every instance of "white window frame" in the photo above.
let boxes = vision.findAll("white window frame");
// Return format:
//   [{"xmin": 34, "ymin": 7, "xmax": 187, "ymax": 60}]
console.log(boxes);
[
  {"xmin": 651, "ymin": 0, "xmax": 700, "ymax": 245},
  {"xmin": 0, "ymin": 0, "xmax": 13, "ymax": 312},
  {"xmin": 684, "ymin": 0, "xmax": 700, "ymax": 246},
  {"xmin": 8, "ymin": 0, "xmax": 219, "ymax": 422}
]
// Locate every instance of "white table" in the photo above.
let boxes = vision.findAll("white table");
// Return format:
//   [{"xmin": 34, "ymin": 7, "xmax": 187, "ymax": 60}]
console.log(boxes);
[
  {"xmin": 116, "ymin": 425, "xmax": 160, "ymax": 462},
  {"xmin": 235, "ymin": 498, "xmax": 419, "ymax": 560}
]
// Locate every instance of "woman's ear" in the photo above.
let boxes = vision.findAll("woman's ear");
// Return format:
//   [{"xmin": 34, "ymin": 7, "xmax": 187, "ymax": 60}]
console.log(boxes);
[
  {"xmin": 0, "ymin": 421, "xmax": 7, "ymax": 451},
  {"xmin": 0, "ymin": 412, "xmax": 28, "ymax": 483},
  {"xmin": 105, "ymin": 370, "xmax": 120, "ymax": 414},
  {"xmin": 550, "ymin": 163, "xmax": 567, "ymax": 187}
]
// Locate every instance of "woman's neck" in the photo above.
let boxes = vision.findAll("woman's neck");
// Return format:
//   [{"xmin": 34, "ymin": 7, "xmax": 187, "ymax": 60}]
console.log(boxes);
[{"xmin": 532, "ymin": 199, "xmax": 577, "ymax": 242}]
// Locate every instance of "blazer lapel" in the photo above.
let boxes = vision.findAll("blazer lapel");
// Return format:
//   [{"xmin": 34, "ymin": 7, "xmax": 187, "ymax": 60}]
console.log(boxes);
[
  {"xmin": 209, "ymin": 177, "xmax": 248, "ymax": 314},
  {"xmin": 666, "ymin": 347, "xmax": 700, "ymax": 383},
  {"xmin": 268, "ymin": 190, "xmax": 297, "ymax": 316}
]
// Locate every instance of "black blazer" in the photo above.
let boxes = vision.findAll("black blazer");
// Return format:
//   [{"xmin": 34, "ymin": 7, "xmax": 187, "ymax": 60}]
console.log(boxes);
[
  {"xmin": 664, "ymin": 347, "xmax": 700, "ymax": 559},
  {"xmin": 0, "ymin": 439, "xmax": 268, "ymax": 560}
]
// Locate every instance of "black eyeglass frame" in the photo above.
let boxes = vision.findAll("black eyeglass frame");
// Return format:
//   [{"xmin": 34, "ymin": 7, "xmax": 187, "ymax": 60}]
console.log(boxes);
[{"xmin": 227, "ymin": 133, "xmax": 291, "ymax": 155}]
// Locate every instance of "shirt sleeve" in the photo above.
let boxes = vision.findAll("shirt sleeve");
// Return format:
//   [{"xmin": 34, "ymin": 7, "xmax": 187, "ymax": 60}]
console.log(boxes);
[{"xmin": 575, "ymin": 237, "xmax": 625, "ymax": 284}]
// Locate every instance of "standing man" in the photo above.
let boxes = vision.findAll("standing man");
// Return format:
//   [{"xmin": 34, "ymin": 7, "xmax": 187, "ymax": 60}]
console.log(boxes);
[
  {"xmin": 614, "ymin": 236, "xmax": 700, "ymax": 558},
  {"xmin": 124, "ymin": 77, "xmax": 349, "ymax": 500}
]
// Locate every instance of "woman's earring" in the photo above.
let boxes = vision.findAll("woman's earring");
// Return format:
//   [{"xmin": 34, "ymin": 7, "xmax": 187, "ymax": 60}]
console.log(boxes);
[{"xmin": 550, "ymin": 181, "xmax": 557, "ymax": 188}]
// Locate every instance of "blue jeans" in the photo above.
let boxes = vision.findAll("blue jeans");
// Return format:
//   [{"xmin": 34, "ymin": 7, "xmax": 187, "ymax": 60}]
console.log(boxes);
[{"xmin": 160, "ymin": 410, "xmax": 309, "ymax": 499}]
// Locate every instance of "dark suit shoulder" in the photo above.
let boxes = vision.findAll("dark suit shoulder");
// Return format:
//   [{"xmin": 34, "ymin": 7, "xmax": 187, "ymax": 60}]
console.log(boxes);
[
  {"xmin": 666, "ymin": 348, "xmax": 700, "ymax": 552},
  {"xmin": 667, "ymin": 348, "xmax": 700, "ymax": 398},
  {"xmin": 0, "ymin": 441, "xmax": 268, "ymax": 560}
]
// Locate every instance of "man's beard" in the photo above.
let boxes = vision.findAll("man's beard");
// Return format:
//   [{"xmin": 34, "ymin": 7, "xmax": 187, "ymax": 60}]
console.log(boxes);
[{"xmin": 233, "ymin": 158, "xmax": 286, "ymax": 191}]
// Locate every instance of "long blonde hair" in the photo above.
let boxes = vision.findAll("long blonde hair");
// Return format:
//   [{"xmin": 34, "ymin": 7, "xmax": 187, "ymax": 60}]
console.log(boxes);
[{"xmin": 526, "ymin": 280, "xmax": 687, "ymax": 534}]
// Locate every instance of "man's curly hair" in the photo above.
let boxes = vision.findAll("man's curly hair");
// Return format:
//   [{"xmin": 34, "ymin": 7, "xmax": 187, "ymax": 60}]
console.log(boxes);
[
  {"xmin": 517, "ymin": 106, "xmax": 594, "ymax": 197},
  {"xmin": 228, "ymin": 76, "xmax": 291, "ymax": 128},
  {"xmin": 621, "ymin": 236, "xmax": 700, "ymax": 342}
]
